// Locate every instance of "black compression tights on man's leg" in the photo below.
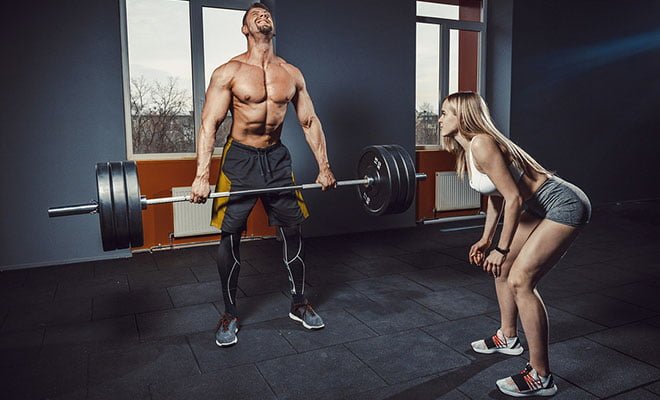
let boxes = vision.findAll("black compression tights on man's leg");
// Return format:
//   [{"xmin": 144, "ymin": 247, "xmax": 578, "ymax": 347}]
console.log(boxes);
[
  {"xmin": 217, "ymin": 231, "xmax": 242, "ymax": 316},
  {"xmin": 280, "ymin": 225, "xmax": 306, "ymax": 304}
]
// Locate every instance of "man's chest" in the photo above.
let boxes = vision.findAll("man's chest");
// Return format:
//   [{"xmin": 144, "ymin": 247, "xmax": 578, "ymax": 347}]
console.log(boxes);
[{"xmin": 232, "ymin": 65, "xmax": 296, "ymax": 104}]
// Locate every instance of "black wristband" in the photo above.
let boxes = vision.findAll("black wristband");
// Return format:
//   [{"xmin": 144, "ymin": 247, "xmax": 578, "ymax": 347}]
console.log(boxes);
[{"xmin": 493, "ymin": 246, "xmax": 510, "ymax": 255}]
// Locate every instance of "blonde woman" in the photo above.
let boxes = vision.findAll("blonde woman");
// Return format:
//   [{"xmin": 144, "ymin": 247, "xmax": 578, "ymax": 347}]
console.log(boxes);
[{"xmin": 438, "ymin": 92, "xmax": 590, "ymax": 397}]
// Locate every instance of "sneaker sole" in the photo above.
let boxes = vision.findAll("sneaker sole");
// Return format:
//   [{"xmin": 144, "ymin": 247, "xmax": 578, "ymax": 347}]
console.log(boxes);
[
  {"xmin": 215, "ymin": 328, "xmax": 239, "ymax": 347},
  {"xmin": 289, "ymin": 313, "xmax": 324, "ymax": 330},
  {"xmin": 497, "ymin": 384, "xmax": 558, "ymax": 397},
  {"xmin": 472, "ymin": 345, "xmax": 524, "ymax": 356}
]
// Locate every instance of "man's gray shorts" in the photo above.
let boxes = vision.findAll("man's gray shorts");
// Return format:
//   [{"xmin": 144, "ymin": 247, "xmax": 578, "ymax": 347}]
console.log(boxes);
[{"xmin": 524, "ymin": 176, "xmax": 591, "ymax": 227}]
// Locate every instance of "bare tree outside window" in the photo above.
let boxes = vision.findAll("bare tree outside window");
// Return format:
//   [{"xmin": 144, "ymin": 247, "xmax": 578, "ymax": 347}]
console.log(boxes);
[{"xmin": 416, "ymin": 102, "xmax": 439, "ymax": 146}]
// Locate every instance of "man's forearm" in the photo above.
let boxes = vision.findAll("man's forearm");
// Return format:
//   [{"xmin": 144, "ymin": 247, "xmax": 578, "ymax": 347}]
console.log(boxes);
[
  {"xmin": 195, "ymin": 125, "xmax": 217, "ymax": 180},
  {"xmin": 302, "ymin": 118, "xmax": 331, "ymax": 171}
]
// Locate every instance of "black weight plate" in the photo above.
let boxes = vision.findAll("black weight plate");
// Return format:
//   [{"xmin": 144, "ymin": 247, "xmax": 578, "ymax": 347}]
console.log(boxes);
[
  {"xmin": 109, "ymin": 162, "xmax": 130, "ymax": 250},
  {"xmin": 383, "ymin": 145, "xmax": 408, "ymax": 214},
  {"xmin": 356, "ymin": 146, "xmax": 392, "ymax": 216},
  {"xmin": 122, "ymin": 161, "xmax": 144, "ymax": 248},
  {"xmin": 96, "ymin": 162, "xmax": 116, "ymax": 251},
  {"xmin": 389, "ymin": 145, "xmax": 417, "ymax": 213},
  {"xmin": 378, "ymin": 145, "xmax": 401, "ymax": 215}
]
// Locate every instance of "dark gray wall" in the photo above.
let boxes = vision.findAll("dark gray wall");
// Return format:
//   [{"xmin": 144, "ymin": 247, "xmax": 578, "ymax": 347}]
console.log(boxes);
[
  {"xmin": 509, "ymin": 0, "xmax": 660, "ymax": 204},
  {"xmin": 1, "ymin": 1, "xmax": 130, "ymax": 270},
  {"xmin": 272, "ymin": 0, "xmax": 417, "ymax": 237},
  {"xmin": 485, "ymin": 0, "xmax": 513, "ymax": 136}
]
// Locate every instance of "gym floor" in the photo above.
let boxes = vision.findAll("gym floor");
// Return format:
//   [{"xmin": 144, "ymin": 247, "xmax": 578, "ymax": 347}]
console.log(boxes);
[{"xmin": 1, "ymin": 200, "xmax": 660, "ymax": 400}]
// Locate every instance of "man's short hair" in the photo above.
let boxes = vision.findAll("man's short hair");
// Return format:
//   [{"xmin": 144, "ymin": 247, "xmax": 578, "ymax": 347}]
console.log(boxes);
[{"xmin": 242, "ymin": 3, "xmax": 272, "ymax": 26}]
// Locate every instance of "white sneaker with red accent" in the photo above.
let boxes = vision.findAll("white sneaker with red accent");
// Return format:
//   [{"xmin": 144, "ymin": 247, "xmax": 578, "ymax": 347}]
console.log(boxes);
[
  {"xmin": 471, "ymin": 329, "xmax": 524, "ymax": 355},
  {"xmin": 496, "ymin": 363, "xmax": 558, "ymax": 397}
]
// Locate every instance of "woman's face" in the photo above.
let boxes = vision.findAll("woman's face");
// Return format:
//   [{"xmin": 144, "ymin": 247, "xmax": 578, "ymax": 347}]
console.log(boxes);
[{"xmin": 439, "ymin": 100, "xmax": 459, "ymax": 137}]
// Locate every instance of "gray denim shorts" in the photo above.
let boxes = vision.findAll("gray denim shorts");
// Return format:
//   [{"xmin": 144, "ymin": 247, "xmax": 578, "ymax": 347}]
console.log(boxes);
[{"xmin": 524, "ymin": 176, "xmax": 591, "ymax": 227}]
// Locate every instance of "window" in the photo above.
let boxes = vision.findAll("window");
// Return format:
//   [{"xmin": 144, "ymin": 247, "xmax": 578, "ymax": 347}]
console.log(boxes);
[
  {"xmin": 120, "ymin": 0, "xmax": 253, "ymax": 159},
  {"xmin": 415, "ymin": 0, "xmax": 486, "ymax": 148}
]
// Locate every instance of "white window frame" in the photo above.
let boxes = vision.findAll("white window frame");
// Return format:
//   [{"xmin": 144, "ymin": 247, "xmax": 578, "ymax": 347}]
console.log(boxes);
[
  {"xmin": 119, "ymin": 0, "xmax": 254, "ymax": 160},
  {"xmin": 416, "ymin": 0, "xmax": 488, "ymax": 151}
]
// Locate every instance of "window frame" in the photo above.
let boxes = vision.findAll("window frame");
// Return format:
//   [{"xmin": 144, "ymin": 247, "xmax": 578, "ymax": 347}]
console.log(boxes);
[
  {"xmin": 415, "ymin": 1, "xmax": 488, "ymax": 151},
  {"xmin": 119, "ymin": 0, "xmax": 254, "ymax": 161}
]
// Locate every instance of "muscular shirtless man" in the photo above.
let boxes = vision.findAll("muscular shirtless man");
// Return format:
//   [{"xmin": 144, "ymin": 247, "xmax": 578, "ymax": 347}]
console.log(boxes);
[{"xmin": 190, "ymin": 3, "xmax": 336, "ymax": 347}]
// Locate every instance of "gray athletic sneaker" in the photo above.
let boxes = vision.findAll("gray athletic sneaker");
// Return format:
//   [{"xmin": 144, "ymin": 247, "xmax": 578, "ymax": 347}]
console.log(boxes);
[
  {"xmin": 215, "ymin": 313, "xmax": 239, "ymax": 347},
  {"xmin": 289, "ymin": 301, "xmax": 325, "ymax": 329}
]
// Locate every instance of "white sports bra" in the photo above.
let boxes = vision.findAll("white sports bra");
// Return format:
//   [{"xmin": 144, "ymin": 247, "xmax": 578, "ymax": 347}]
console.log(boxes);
[{"xmin": 467, "ymin": 140, "xmax": 524, "ymax": 196}]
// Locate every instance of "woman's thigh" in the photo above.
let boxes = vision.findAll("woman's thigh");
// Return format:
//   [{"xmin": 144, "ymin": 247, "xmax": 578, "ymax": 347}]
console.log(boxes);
[{"xmin": 509, "ymin": 219, "xmax": 580, "ymax": 288}]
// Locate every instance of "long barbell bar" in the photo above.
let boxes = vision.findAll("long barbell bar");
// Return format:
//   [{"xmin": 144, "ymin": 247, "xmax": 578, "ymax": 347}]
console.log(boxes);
[{"xmin": 48, "ymin": 174, "xmax": 427, "ymax": 217}]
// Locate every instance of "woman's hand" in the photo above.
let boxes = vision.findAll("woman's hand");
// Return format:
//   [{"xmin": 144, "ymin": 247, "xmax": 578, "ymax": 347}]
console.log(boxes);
[
  {"xmin": 469, "ymin": 238, "xmax": 491, "ymax": 266},
  {"xmin": 483, "ymin": 250, "xmax": 506, "ymax": 278}
]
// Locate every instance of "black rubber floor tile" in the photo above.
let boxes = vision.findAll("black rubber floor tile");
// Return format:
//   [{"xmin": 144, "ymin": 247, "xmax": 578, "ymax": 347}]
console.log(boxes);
[
  {"xmin": 26, "ymin": 262, "xmax": 95, "ymax": 284},
  {"xmin": 464, "ymin": 281, "xmax": 498, "ymax": 300},
  {"xmin": 274, "ymin": 308, "xmax": 377, "ymax": 352},
  {"xmin": 394, "ymin": 251, "xmax": 466, "ymax": 269},
  {"xmin": 413, "ymin": 288, "xmax": 499, "ymax": 320},
  {"xmin": 55, "ymin": 275, "xmax": 129, "ymax": 301},
  {"xmin": 150, "ymin": 364, "xmax": 276, "ymax": 400},
  {"xmin": 454, "ymin": 357, "xmax": 597, "ymax": 400},
  {"xmin": 187, "ymin": 324, "xmax": 296, "ymax": 373},
  {"xmin": 128, "ymin": 267, "xmax": 198, "ymax": 290},
  {"xmin": 551, "ymin": 293, "xmax": 658, "ymax": 327},
  {"xmin": 348, "ymin": 274, "xmax": 432, "ymax": 299},
  {"xmin": 544, "ymin": 306, "xmax": 606, "ymax": 343},
  {"xmin": 247, "ymin": 256, "xmax": 288, "ymax": 274},
  {"xmin": 215, "ymin": 291, "xmax": 291, "ymax": 325},
  {"xmin": 587, "ymin": 322, "xmax": 660, "ymax": 368},
  {"xmin": 238, "ymin": 271, "xmax": 290, "ymax": 296},
  {"xmin": 190, "ymin": 260, "xmax": 259, "ymax": 282},
  {"xmin": 304, "ymin": 263, "xmax": 368, "ymax": 286},
  {"xmin": 403, "ymin": 266, "xmax": 483, "ymax": 291},
  {"xmin": 0, "ymin": 280, "xmax": 58, "ymax": 306},
  {"xmin": 537, "ymin": 269, "xmax": 609, "ymax": 299},
  {"xmin": 646, "ymin": 381, "xmax": 660, "ymax": 395},
  {"xmin": 607, "ymin": 387, "xmax": 660, "ymax": 399},
  {"xmin": 88, "ymin": 336, "xmax": 199, "ymax": 399},
  {"xmin": 2, "ymin": 342, "xmax": 91, "ymax": 400},
  {"xmin": 346, "ymin": 329, "xmax": 471, "ymax": 385},
  {"xmin": 152, "ymin": 246, "xmax": 215, "ymax": 269},
  {"xmin": 257, "ymin": 345, "xmax": 386, "ymax": 399},
  {"xmin": 343, "ymin": 256, "xmax": 418, "ymax": 277},
  {"xmin": 344, "ymin": 298, "xmax": 447, "ymax": 335},
  {"xmin": 347, "ymin": 241, "xmax": 409, "ymax": 258},
  {"xmin": 600, "ymin": 282, "xmax": 660, "ymax": 312},
  {"xmin": 555, "ymin": 245, "xmax": 613, "ymax": 267},
  {"xmin": 0, "ymin": 268, "xmax": 28, "ymax": 290},
  {"xmin": 0, "ymin": 328, "xmax": 43, "ymax": 370},
  {"xmin": 351, "ymin": 374, "xmax": 470, "ymax": 400},
  {"xmin": 2, "ymin": 297, "xmax": 92, "ymax": 333},
  {"xmin": 136, "ymin": 303, "xmax": 219, "ymax": 340},
  {"xmin": 421, "ymin": 315, "xmax": 503, "ymax": 358},
  {"xmin": 43, "ymin": 314, "xmax": 138, "ymax": 349},
  {"xmin": 303, "ymin": 283, "xmax": 372, "ymax": 312},
  {"xmin": 568, "ymin": 262, "xmax": 651, "ymax": 287},
  {"xmin": 550, "ymin": 337, "xmax": 660, "ymax": 398},
  {"xmin": 168, "ymin": 280, "xmax": 223, "ymax": 307},
  {"xmin": 92, "ymin": 288, "xmax": 172, "ymax": 320},
  {"xmin": 92, "ymin": 252, "xmax": 157, "ymax": 277}
]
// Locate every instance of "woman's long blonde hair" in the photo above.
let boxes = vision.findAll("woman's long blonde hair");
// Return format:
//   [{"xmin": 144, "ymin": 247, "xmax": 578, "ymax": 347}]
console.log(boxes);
[{"xmin": 441, "ymin": 91, "xmax": 548, "ymax": 178}]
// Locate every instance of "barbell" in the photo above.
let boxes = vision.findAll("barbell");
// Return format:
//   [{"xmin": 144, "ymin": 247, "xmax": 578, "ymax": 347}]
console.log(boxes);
[{"xmin": 48, "ymin": 144, "xmax": 427, "ymax": 251}]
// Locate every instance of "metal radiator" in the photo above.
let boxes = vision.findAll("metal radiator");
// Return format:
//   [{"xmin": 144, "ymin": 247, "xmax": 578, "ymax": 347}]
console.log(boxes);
[
  {"xmin": 171, "ymin": 186, "xmax": 221, "ymax": 238},
  {"xmin": 435, "ymin": 172, "xmax": 481, "ymax": 211}
]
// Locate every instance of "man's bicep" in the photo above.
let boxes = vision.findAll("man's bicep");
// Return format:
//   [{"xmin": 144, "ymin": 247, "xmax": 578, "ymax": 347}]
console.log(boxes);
[{"xmin": 201, "ymin": 73, "xmax": 232, "ymax": 124}]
